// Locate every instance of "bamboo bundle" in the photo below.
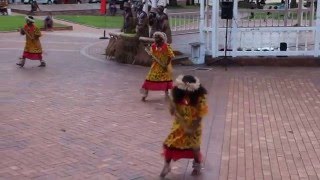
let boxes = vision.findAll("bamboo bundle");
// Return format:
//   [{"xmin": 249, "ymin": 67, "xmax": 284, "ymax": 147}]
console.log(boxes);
[
  {"xmin": 106, "ymin": 33, "xmax": 156, "ymax": 66},
  {"xmin": 105, "ymin": 33, "xmax": 120, "ymax": 59}
]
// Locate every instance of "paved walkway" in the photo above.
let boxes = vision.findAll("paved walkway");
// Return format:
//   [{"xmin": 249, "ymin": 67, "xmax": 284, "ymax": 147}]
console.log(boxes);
[{"xmin": 1, "ymin": 21, "xmax": 320, "ymax": 180}]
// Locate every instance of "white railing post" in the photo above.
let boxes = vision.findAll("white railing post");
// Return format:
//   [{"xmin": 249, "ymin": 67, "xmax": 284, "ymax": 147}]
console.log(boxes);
[
  {"xmin": 315, "ymin": 0, "xmax": 320, "ymax": 56},
  {"xmin": 309, "ymin": 0, "xmax": 315, "ymax": 26},
  {"xmin": 211, "ymin": 0, "xmax": 219, "ymax": 57},
  {"xmin": 231, "ymin": 0, "xmax": 239, "ymax": 57},
  {"xmin": 284, "ymin": 0, "xmax": 289, "ymax": 26},
  {"xmin": 198, "ymin": 0, "xmax": 206, "ymax": 64}
]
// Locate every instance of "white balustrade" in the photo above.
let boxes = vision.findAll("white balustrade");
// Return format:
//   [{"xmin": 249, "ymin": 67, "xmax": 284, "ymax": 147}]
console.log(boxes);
[
  {"xmin": 168, "ymin": 1, "xmax": 319, "ymax": 60},
  {"xmin": 203, "ymin": 26, "xmax": 316, "ymax": 57},
  {"xmin": 168, "ymin": 12, "xmax": 200, "ymax": 34}
]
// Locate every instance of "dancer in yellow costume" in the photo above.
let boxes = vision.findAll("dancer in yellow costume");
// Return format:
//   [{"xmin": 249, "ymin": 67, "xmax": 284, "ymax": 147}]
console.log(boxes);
[
  {"xmin": 16, "ymin": 16, "xmax": 46, "ymax": 68},
  {"xmin": 141, "ymin": 32, "xmax": 174, "ymax": 101},
  {"xmin": 160, "ymin": 75, "xmax": 208, "ymax": 177}
]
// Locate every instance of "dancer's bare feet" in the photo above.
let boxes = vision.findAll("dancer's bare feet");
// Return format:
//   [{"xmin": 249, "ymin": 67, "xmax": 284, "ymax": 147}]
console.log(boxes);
[
  {"xmin": 191, "ymin": 161, "xmax": 201, "ymax": 176},
  {"xmin": 160, "ymin": 163, "xmax": 171, "ymax": 178},
  {"xmin": 16, "ymin": 63, "xmax": 24, "ymax": 67},
  {"xmin": 38, "ymin": 61, "xmax": 46, "ymax": 67}
]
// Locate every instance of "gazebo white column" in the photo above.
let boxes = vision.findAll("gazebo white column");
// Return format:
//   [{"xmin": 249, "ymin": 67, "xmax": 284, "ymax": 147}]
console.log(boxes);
[
  {"xmin": 211, "ymin": 0, "xmax": 219, "ymax": 58},
  {"xmin": 231, "ymin": 0, "xmax": 238, "ymax": 57},
  {"xmin": 315, "ymin": 0, "xmax": 320, "ymax": 56},
  {"xmin": 198, "ymin": 0, "xmax": 206, "ymax": 64}
]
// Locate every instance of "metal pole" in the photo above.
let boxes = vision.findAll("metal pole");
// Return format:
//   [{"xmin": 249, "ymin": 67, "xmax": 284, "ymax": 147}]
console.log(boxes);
[
  {"xmin": 224, "ymin": 19, "xmax": 228, "ymax": 58},
  {"xmin": 99, "ymin": 7, "xmax": 109, "ymax": 39}
]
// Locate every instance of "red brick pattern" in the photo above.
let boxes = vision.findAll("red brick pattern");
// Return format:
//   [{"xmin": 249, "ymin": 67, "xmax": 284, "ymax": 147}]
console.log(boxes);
[
  {"xmin": 219, "ymin": 70, "xmax": 320, "ymax": 180},
  {"xmin": 0, "ymin": 33, "xmax": 192, "ymax": 179},
  {"xmin": 2, "ymin": 30, "xmax": 320, "ymax": 180}
]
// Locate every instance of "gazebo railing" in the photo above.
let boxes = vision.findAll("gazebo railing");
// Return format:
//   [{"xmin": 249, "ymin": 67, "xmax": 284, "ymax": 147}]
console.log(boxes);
[
  {"xmin": 168, "ymin": 12, "xmax": 200, "ymax": 34},
  {"xmin": 203, "ymin": 0, "xmax": 319, "ymax": 58},
  {"xmin": 203, "ymin": 26, "xmax": 317, "ymax": 56},
  {"xmin": 168, "ymin": 8, "xmax": 315, "ymax": 34},
  {"xmin": 234, "ymin": 8, "xmax": 315, "ymax": 28}
]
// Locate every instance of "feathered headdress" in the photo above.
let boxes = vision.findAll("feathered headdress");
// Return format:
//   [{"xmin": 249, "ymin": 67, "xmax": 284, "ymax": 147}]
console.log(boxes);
[
  {"xmin": 175, "ymin": 75, "xmax": 201, "ymax": 92},
  {"xmin": 25, "ymin": 16, "xmax": 35, "ymax": 23},
  {"xmin": 153, "ymin": 31, "xmax": 167, "ymax": 43}
]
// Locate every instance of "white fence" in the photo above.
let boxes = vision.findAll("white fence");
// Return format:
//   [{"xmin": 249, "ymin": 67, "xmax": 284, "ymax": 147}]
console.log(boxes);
[
  {"xmin": 206, "ymin": 2, "xmax": 320, "ymax": 58},
  {"xmin": 169, "ymin": 8, "xmax": 315, "ymax": 32},
  {"xmin": 168, "ymin": 2, "xmax": 320, "ymax": 58},
  {"xmin": 168, "ymin": 12, "xmax": 200, "ymax": 34},
  {"xmin": 204, "ymin": 26, "xmax": 316, "ymax": 56},
  {"xmin": 235, "ymin": 8, "xmax": 315, "ymax": 27}
]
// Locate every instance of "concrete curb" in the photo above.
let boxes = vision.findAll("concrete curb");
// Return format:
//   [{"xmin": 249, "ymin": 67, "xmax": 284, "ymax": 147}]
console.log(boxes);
[
  {"xmin": 0, "ymin": 26, "xmax": 73, "ymax": 33},
  {"xmin": 206, "ymin": 56, "xmax": 320, "ymax": 67},
  {"xmin": 54, "ymin": 17, "xmax": 120, "ymax": 31}
]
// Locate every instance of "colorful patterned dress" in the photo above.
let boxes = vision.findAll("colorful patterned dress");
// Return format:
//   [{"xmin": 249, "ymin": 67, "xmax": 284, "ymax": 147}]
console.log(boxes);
[
  {"xmin": 142, "ymin": 43, "xmax": 175, "ymax": 91},
  {"xmin": 22, "ymin": 24, "xmax": 43, "ymax": 60},
  {"xmin": 163, "ymin": 95, "xmax": 208, "ymax": 161}
]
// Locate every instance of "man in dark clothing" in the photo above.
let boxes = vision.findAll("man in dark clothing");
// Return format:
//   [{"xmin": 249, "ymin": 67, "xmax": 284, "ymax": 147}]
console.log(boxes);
[
  {"xmin": 30, "ymin": 0, "xmax": 40, "ymax": 14},
  {"xmin": 156, "ymin": 5, "xmax": 172, "ymax": 44},
  {"xmin": 109, "ymin": 0, "xmax": 117, "ymax": 16},
  {"xmin": 44, "ymin": 13, "xmax": 53, "ymax": 31},
  {"xmin": 148, "ymin": 8, "xmax": 159, "ymax": 38},
  {"xmin": 122, "ymin": 2, "xmax": 135, "ymax": 33},
  {"xmin": 135, "ymin": 2, "xmax": 149, "ymax": 37}
]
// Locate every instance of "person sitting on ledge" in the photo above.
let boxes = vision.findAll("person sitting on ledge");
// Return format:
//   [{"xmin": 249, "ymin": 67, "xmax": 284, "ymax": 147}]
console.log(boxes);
[{"xmin": 44, "ymin": 13, "xmax": 53, "ymax": 31}]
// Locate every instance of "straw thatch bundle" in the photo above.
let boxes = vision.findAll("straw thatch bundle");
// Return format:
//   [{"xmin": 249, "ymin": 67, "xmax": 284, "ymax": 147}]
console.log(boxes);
[
  {"xmin": 106, "ymin": 33, "xmax": 155, "ymax": 66},
  {"xmin": 105, "ymin": 32, "xmax": 120, "ymax": 59},
  {"xmin": 114, "ymin": 33, "xmax": 139, "ymax": 64}
]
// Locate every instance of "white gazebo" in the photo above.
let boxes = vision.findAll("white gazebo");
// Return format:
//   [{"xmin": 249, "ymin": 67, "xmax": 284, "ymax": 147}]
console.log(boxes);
[{"xmin": 196, "ymin": 0, "xmax": 320, "ymax": 64}]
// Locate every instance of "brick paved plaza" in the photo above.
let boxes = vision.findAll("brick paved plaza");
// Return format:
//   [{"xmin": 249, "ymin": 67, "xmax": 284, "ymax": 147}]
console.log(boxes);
[{"xmin": 1, "ymin": 25, "xmax": 320, "ymax": 180}]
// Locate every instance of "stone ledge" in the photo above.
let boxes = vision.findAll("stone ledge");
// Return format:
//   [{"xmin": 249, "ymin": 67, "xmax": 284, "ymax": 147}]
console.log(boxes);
[
  {"xmin": 11, "ymin": 9, "xmax": 100, "ymax": 15},
  {"xmin": 54, "ymin": 17, "xmax": 101, "ymax": 29},
  {"xmin": 40, "ymin": 26, "xmax": 73, "ymax": 31},
  {"xmin": 206, "ymin": 56, "xmax": 320, "ymax": 67},
  {"xmin": 0, "ymin": 25, "xmax": 73, "ymax": 33},
  {"xmin": 172, "ymin": 55, "xmax": 193, "ymax": 66}
]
